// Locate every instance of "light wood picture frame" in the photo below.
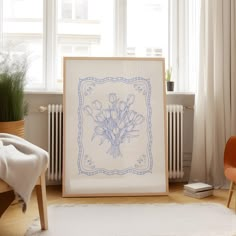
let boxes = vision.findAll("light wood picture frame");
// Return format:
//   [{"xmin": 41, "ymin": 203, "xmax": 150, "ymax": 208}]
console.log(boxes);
[{"xmin": 63, "ymin": 57, "xmax": 168, "ymax": 196}]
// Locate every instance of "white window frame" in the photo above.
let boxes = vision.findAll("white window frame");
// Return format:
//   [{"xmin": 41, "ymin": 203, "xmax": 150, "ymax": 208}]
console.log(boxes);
[
  {"xmin": 1, "ymin": 0, "xmax": 181, "ymax": 92},
  {"xmin": 44, "ymin": 0, "xmax": 56, "ymax": 90},
  {"xmin": 42, "ymin": 0, "xmax": 128, "ymax": 91},
  {"xmin": 114, "ymin": 0, "xmax": 127, "ymax": 56}
]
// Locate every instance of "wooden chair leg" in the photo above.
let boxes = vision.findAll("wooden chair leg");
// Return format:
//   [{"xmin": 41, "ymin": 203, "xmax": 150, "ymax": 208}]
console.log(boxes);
[
  {"xmin": 35, "ymin": 173, "xmax": 48, "ymax": 230},
  {"xmin": 235, "ymin": 187, "xmax": 236, "ymax": 212},
  {"xmin": 227, "ymin": 181, "xmax": 234, "ymax": 208}
]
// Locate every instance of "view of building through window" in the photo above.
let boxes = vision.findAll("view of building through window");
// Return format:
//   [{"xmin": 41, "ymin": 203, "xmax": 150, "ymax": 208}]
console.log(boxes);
[{"xmin": 56, "ymin": 0, "xmax": 114, "ymax": 86}]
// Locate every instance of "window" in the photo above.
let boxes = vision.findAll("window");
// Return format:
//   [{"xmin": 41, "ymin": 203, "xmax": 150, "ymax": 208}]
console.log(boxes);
[
  {"xmin": 1, "ymin": 0, "xmax": 44, "ymax": 88},
  {"xmin": 0, "ymin": 0, "xmax": 199, "ymax": 92},
  {"xmin": 60, "ymin": 0, "xmax": 88, "ymax": 19},
  {"xmin": 55, "ymin": 0, "xmax": 114, "ymax": 88}
]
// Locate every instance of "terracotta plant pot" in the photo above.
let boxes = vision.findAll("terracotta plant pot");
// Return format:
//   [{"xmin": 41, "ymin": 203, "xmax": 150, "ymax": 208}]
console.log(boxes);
[{"xmin": 0, "ymin": 120, "xmax": 25, "ymax": 138}]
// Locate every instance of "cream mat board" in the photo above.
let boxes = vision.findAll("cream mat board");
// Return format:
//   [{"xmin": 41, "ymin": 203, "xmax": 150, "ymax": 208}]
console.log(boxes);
[{"xmin": 25, "ymin": 203, "xmax": 236, "ymax": 236}]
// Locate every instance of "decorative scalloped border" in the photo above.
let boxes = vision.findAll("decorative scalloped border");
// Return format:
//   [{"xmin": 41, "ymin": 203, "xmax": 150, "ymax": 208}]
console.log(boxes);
[{"xmin": 77, "ymin": 77, "xmax": 153, "ymax": 176}]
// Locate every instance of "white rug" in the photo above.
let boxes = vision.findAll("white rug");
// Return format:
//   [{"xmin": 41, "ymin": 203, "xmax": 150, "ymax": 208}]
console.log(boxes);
[{"xmin": 25, "ymin": 203, "xmax": 236, "ymax": 236}]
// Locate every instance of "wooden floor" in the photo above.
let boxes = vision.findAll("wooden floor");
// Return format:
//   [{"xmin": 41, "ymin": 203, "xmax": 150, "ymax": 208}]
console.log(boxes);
[{"xmin": 0, "ymin": 183, "xmax": 232, "ymax": 236}]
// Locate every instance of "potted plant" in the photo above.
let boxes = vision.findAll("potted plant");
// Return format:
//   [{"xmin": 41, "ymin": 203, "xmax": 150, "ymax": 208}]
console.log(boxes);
[
  {"xmin": 0, "ymin": 53, "xmax": 28, "ymax": 138},
  {"xmin": 166, "ymin": 68, "xmax": 174, "ymax": 92}
]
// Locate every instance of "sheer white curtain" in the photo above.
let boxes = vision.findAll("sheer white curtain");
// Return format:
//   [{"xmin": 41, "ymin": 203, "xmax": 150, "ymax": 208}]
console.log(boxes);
[
  {"xmin": 169, "ymin": 0, "xmax": 201, "ymax": 92},
  {"xmin": 190, "ymin": 0, "xmax": 236, "ymax": 187}
]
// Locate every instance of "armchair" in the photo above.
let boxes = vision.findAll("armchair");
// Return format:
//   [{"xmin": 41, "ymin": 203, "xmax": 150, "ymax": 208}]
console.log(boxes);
[
  {"xmin": 0, "ymin": 133, "xmax": 48, "ymax": 230},
  {"xmin": 224, "ymin": 136, "xmax": 236, "ymax": 211}
]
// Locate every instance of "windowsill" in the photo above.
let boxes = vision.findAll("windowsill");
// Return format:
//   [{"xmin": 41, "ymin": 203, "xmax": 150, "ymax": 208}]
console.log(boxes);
[
  {"xmin": 166, "ymin": 91, "xmax": 195, "ymax": 95},
  {"xmin": 25, "ymin": 90, "xmax": 195, "ymax": 96},
  {"xmin": 25, "ymin": 90, "xmax": 63, "ymax": 95}
]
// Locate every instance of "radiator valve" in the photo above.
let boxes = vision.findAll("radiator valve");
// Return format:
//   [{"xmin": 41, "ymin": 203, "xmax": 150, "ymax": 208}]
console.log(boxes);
[{"xmin": 39, "ymin": 106, "xmax": 48, "ymax": 112}]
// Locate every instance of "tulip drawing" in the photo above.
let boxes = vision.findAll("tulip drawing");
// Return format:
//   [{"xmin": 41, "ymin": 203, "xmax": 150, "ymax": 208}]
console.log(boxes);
[{"xmin": 84, "ymin": 93, "xmax": 145, "ymax": 158}]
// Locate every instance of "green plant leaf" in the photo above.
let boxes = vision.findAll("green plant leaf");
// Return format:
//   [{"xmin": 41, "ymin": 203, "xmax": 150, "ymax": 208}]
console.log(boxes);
[
  {"xmin": 166, "ymin": 68, "xmax": 172, "ymax": 81},
  {"xmin": 0, "ymin": 53, "xmax": 28, "ymax": 122}
]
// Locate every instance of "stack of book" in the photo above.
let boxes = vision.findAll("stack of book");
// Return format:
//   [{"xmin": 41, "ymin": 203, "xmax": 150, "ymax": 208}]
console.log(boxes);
[{"xmin": 184, "ymin": 182, "xmax": 213, "ymax": 199}]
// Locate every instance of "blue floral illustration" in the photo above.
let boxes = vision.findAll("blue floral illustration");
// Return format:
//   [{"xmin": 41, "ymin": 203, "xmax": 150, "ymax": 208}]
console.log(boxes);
[{"xmin": 84, "ymin": 93, "xmax": 145, "ymax": 158}]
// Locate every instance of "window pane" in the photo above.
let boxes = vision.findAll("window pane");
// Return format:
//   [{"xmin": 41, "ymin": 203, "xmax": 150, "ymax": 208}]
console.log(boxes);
[
  {"xmin": 127, "ymin": 0, "xmax": 168, "ymax": 60},
  {"xmin": 56, "ymin": 0, "xmax": 114, "ymax": 89},
  {"xmin": 2, "ymin": 0, "xmax": 44, "ymax": 89}
]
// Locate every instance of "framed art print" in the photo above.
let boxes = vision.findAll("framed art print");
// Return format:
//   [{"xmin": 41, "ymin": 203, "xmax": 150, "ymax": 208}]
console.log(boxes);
[{"xmin": 63, "ymin": 57, "xmax": 168, "ymax": 196}]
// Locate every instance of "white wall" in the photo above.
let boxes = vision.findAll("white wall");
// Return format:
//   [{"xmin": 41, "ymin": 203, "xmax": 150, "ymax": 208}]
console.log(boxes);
[
  {"xmin": 24, "ymin": 93, "xmax": 62, "ymax": 150},
  {"xmin": 25, "ymin": 93, "xmax": 194, "ymax": 182}
]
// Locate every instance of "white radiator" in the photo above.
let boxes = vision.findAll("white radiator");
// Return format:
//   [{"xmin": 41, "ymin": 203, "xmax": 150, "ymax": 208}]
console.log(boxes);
[
  {"xmin": 47, "ymin": 104, "xmax": 63, "ymax": 182},
  {"xmin": 167, "ymin": 105, "xmax": 184, "ymax": 179},
  {"xmin": 46, "ymin": 104, "xmax": 184, "ymax": 181}
]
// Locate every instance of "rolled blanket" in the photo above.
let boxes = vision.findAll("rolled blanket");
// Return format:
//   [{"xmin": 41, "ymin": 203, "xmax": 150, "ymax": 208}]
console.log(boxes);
[{"xmin": 0, "ymin": 133, "xmax": 49, "ymax": 212}]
